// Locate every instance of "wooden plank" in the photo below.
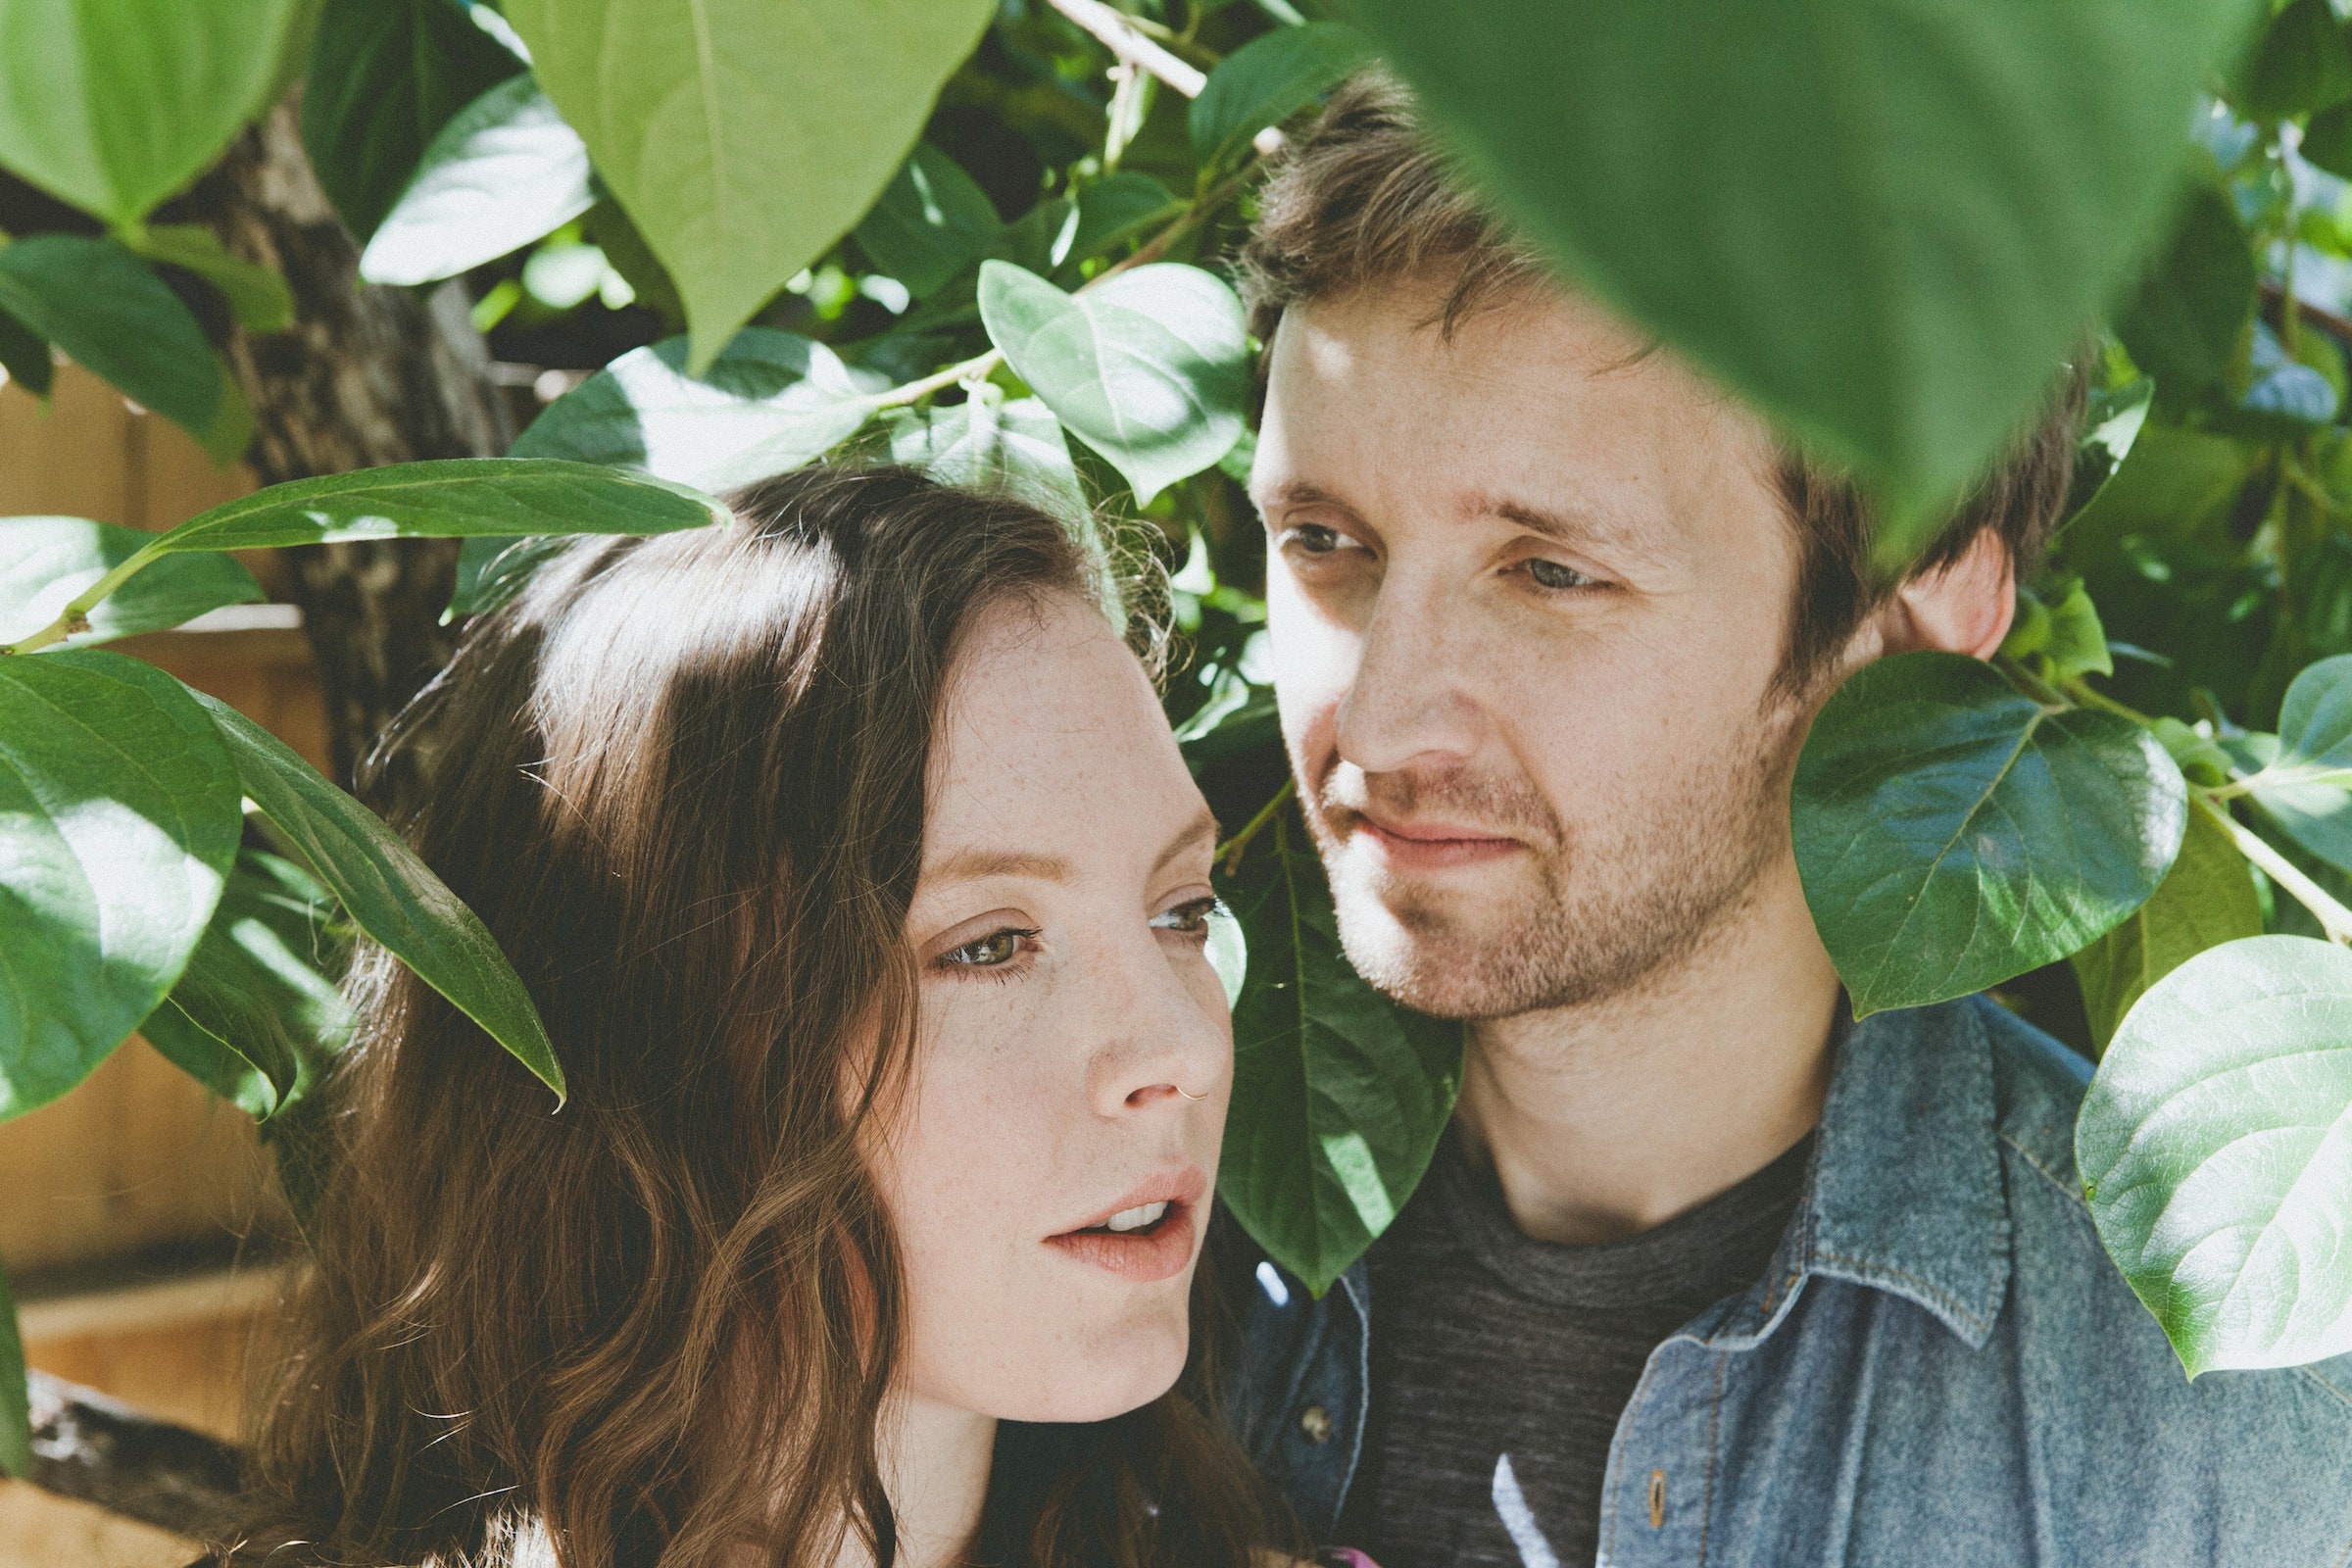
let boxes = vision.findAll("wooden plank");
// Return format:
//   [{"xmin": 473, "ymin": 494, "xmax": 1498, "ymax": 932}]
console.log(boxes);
[
  {"xmin": 0, "ymin": 1482, "xmax": 198, "ymax": 1568},
  {"xmin": 0, "ymin": 364, "xmax": 136, "ymax": 524}
]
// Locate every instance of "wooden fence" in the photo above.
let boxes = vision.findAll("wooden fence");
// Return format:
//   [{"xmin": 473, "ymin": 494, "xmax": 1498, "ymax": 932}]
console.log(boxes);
[{"xmin": 1, "ymin": 363, "xmax": 321, "ymax": 1568}]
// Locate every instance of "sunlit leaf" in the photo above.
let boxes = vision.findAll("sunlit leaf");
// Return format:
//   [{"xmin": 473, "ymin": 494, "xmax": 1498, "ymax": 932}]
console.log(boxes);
[
  {"xmin": 854, "ymin": 141, "xmax": 1003, "ymax": 299},
  {"xmin": 190, "ymin": 692, "xmax": 565, "ymax": 1102},
  {"xmin": 0, "ymin": 0, "xmax": 302, "ymax": 224},
  {"xmin": 979, "ymin": 260, "xmax": 1249, "ymax": 505},
  {"xmin": 0, "ymin": 515, "xmax": 261, "ymax": 650},
  {"xmin": 1792, "ymin": 652, "xmax": 2185, "ymax": 1014},
  {"xmin": 0, "ymin": 650, "xmax": 241, "ymax": 1120},
  {"xmin": 359, "ymin": 74, "xmax": 594, "ymax": 287},
  {"xmin": 2080, "ymin": 934, "xmax": 2352, "ymax": 1374},
  {"xmin": 505, "ymin": 0, "xmax": 994, "ymax": 370},
  {"xmin": 885, "ymin": 387, "xmax": 1087, "ymax": 523}
]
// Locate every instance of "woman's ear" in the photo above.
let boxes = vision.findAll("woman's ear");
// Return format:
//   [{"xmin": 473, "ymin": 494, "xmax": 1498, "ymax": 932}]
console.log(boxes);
[{"xmin": 1868, "ymin": 528, "xmax": 2016, "ymax": 661}]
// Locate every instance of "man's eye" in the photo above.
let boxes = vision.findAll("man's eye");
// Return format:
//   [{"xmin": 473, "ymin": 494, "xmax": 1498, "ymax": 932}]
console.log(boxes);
[
  {"xmin": 940, "ymin": 928, "xmax": 1037, "ymax": 969},
  {"xmin": 1151, "ymin": 896, "xmax": 1222, "ymax": 936},
  {"xmin": 1282, "ymin": 523, "xmax": 1350, "ymax": 555},
  {"xmin": 1525, "ymin": 558, "xmax": 1594, "ymax": 590}
]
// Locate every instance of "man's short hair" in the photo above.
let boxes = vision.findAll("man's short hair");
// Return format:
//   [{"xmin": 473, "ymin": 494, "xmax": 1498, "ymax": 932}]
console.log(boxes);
[{"xmin": 1237, "ymin": 70, "xmax": 2083, "ymax": 694}]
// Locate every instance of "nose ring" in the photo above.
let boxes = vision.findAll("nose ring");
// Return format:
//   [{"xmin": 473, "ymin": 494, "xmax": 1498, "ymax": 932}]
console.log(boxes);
[{"xmin": 1177, "ymin": 1088, "xmax": 1210, "ymax": 1101}]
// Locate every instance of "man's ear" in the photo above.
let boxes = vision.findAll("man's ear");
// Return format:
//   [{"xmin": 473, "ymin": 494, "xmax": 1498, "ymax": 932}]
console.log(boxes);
[{"xmin": 1867, "ymin": 529, "xmax": 2016, "ymax": 661}]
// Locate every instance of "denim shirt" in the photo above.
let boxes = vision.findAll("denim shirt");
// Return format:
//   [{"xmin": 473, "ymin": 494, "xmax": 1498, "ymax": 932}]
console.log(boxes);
[{"xmin": 1227, "ymin": 996, "xmax": 2352, "ymax": 1566}]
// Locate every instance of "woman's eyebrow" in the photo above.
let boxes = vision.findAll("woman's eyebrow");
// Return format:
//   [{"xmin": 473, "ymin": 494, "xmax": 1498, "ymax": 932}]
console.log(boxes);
[
  {"xmin": 1152, "ymin": 809, "xmax": 1221, "ymax": 877},
  {"xmin": 924, "ymin": 848, "xmax": 1075, "ymax": 885}
]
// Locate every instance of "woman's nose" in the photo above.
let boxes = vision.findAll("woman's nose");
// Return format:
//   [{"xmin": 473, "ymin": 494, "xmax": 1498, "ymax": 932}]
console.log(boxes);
[{"xmin": 1087, "ymin": 935, "xmax": 1231, "ymax": 1116}]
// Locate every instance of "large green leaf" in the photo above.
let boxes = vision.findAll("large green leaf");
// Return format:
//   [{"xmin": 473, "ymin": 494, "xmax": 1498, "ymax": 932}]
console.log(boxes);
[
  {"xmin": 140, "ymin": 847, "xmax": 353, "ymax": 1120},
  {"xmin": 0, "ymin": 307, "xmax": 52, "ymax": 398},
  {"xmin": 2079, "ymin": 934, "xmax": 2352, "ymax": 1374},
  {"xmin": 190, "ymin": 691, "xmax": 565, "ymax": 1102},
  {"xmin": 0, "ymin": 516, "xmax": 261, "ymax": 650},
  {"xmin": 1189, "ymin": 22, "xmax": 1374, "ymax": 172},
  {"xmin": 301, "ymin": 0, "xmax": 524, "ymax": 242},
  {"xmin": 854, "ymin": 142, "xmax": 1003, "ymax": 299},
  {"xmin": 1345, "ymin": 0, "xmax": 2256, "ymax": 544},
  {"xmin": 139, "ymin": 458, "xmax": 726, "ymax": 556},
  {"xmin": 1218, "ymin": 808, "xmax": 1463, "ymax": 1297},
  {"xmin": 0, "ymin": 235, "xmax": 220, "ymax": 442},
  {"xmin": 359, "ymin": 75, "xmax": 595, "ymax": 287},
  {"xmin": 2070, "ymin": 804, "xmax": 2261, "ymax": 1053},
  {"xmin": 1792, "ymin": 652, "xmax": 2186, "ymax": 1015},
  {"xmin": 979, "ymin": 261, "xmax": 1250, "ymax": 505},
  {"xmin": 0, "ymin": 650, "xmax": 241, "ymax": 1121},
  {"xmin": 885, "ymin": 387, "xmax": 1088, "ymax": 524},
  {"xmin": 2115, "ymin": 184, "xmax": 2258, "ymax": 411},
  {"xmin": 2265, "ymin": 654, "xmax": 2352, "ymax": 785},
  {"xmin": 120, "ymin": 224, "xmax": 296, "ymax": 333},
  {"xmin": 504, "ymin": 0, "xmax": 994, "ymax": 370},
  {"xmin": 0, "ymin": 0, "xmax": 301, "ymax": 224},
  {"xmin": 0, "ymin": 1261, "xmax": 24, "ymax": 1478}
]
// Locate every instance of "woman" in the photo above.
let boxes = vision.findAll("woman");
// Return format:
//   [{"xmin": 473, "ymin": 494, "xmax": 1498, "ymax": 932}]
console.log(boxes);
[{"xmin": 223, "ymin": 466, "xmax": 1302, "ymax": 1567}]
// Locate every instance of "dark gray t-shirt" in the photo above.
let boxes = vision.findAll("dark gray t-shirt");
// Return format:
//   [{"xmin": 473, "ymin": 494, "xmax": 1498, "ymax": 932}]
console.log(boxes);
[{"xmin": 1336, "ymin": 1127, "xmax": 1814, "ymax": 1568}]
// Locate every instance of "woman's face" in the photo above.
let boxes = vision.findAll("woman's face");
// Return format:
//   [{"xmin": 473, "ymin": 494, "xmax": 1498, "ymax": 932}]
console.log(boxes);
[{"xmin": 880, "ymin": 590, "xmax": 1233, "ymax": 1424}]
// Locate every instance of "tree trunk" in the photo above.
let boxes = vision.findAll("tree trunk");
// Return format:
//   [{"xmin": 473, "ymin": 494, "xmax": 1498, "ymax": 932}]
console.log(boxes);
[
  {"xmin": 23, "ymin": 1370, "xmax": 242, "ymax": 1543},
  {"xmin": 179, "ymin": 99, "xmax": 514, "ymax": 809}
]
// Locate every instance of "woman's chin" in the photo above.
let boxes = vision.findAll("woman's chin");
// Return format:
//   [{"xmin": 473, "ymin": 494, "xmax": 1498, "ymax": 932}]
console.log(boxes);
[{"xmin": 989, "ymin": 1313, "xmax": 1193, "ymax": 1424}]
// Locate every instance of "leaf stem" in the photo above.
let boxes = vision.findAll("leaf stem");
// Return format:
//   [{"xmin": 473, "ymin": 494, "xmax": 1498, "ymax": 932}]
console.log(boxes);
[
  {"xmin": 2196, "ymin": 792, "xmax": 2352, "ymax": 945},
  {"xmin": 1046, "ymin": 0, "xmax": 1209, "ymax": 96},
  {"xmin": 2057, "ymin": 673, "xmax": 2159, "ymax": 728},
  {"xmin": 1217, "ymin": 778, "xmax": 1297, "ymax": 874},
  {"xmin": 0, "ymin": 537, "xmax": 168, "ymax": 655}
]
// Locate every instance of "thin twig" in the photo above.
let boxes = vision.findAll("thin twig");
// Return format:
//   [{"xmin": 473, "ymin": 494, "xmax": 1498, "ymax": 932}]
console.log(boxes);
[
  {"xmin": 1217, "ymin": 778, "xmax": 1296, "ymax": 874},
  {"xmin": 1046, "ymin": 0, "xmax": 1209, "ymax": 97}
]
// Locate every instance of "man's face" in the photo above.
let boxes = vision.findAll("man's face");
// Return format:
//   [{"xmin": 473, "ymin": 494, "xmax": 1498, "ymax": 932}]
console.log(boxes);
[{"xmin": 1252, "ymin": 277, "xmax": 1817, "ymax": 1019}]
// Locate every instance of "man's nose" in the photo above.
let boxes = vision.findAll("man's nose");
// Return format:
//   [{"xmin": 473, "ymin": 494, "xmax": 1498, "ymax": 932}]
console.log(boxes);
[{"xmin": 1333, "ymin": 575, "xmax": 1487, "ymax": 775}]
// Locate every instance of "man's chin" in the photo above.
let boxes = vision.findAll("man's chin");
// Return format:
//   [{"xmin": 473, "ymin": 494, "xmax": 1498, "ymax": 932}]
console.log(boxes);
[{"xmin": 1325, "ymin": 858, "xmax": 1550, "ymax": 1020}]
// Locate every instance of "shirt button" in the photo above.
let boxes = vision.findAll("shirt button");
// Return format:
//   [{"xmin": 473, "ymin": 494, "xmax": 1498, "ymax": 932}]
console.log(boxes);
[{"xmin": 1298, "ymin": 1404, "xmax": 1334, "ymax": 1444}]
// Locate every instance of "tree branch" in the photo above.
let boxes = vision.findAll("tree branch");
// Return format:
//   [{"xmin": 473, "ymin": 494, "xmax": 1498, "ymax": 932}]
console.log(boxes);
[
  {"xmin": 21, "ymin": 1369, "xmax": 243, "ymax": 1543},
  {"xmin": 1046, "ymin": 0, "xmax": 1208, "ymax": 97}
]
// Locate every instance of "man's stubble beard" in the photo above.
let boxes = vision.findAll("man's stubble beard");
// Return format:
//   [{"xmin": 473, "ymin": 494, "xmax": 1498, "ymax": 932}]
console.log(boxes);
[{"xmin": 1304, "ymin": 706, "xmax": 1807, "ymax": 1021}]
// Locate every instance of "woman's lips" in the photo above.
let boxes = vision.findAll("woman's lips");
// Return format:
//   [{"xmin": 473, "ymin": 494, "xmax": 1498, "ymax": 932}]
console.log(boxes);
[
  {"xmin": 1350, "ymin": 809, "xmax": 1521, "ymax": 869},
  {"xmin": 1046, "ymin": 1166, "xmax": 1207, "ymax": 1283},
  {"xmin": 1045, "ymin": 1200, "xmax": 1199, "ymax": 1282}
]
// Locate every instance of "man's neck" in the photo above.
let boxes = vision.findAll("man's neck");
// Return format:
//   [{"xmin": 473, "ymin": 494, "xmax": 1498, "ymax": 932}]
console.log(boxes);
[
  {"xmin": 1451, "ymin": 853, "xmax": 1842, "ymax": 1246},
  {"xmin": 829, "ymin": 1390, "xmax": 995, "ymax": 1568}
]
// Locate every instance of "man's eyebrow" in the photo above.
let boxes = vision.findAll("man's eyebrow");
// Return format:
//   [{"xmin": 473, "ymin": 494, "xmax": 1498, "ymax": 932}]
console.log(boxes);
[
  {"xmin": 1483, "ymin": 494, "xmax": 1670, "ymax": 566},
  {"xmin": 1152, "ymin": 808, "xmax": 1221, "ymax": 879},
  {"xmin": 1254, "ymin": 478, "xmax": 1362, "ymax": 518},
  {"xmin": 923, "ymin": 848, "xmax": 1075, "ymax": 885}
]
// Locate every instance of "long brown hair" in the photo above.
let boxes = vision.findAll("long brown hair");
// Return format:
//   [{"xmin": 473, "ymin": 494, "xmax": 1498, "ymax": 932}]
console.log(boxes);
[{"xmin": 224, "ymin": 466, "xmax": 1293, "ymax": 1567}]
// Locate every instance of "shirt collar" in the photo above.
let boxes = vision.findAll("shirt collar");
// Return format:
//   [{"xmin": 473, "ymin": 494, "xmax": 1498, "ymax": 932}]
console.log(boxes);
[{"xmin": 1787, "ymin": 997, "xmax": 2014, "ymax": 1348}]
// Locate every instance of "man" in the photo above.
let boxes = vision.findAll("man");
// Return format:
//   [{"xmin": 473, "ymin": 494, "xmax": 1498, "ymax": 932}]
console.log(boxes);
[{"xmin": 1226, "ymin": 73, "xmax": 2352, "ymax": 1567}]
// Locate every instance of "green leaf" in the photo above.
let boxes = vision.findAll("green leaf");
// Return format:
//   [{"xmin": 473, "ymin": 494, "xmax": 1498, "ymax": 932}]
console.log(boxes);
[
  {"xmin": 0, "ymin": 307, "xmax": 52, "ymax": 397},
  {"xmin": 504, "ymin": 0, "xmax": 995, "ymax": 371},
  {"xmin": 140, "ymin": 848, "xmax": 352, "ymax": 1120},
  {"xmin": 1189, "ymin": 22, "xmax": 1374, "ymax": 172},
  {"xmin": 2078, "ymin": 934, "xmax": 2352, "ymax": 1374},
  {"xmin": 2270, "ymin": 653, "xmax": 2352, "ymax": 783},
  {"xmin": 1218, "ymin": 809, "xmax": 1463, "ymax": 1297},
  {"xmin": 0, "ymin": 515, "xmax": 261, "ymax": 649},
  {"xmin": 139, "ymin": 457, "xmax": 729, "ymax": 553},
  {"xmin": 358, "ymin": 74, "xmax": 595, "ymax": 287},
  {"xmin": 854, "ymin": 142, "xmax": 1003, "ymax": 299},
  {"xmin": 2305, "ymin": 100, "xmax": 2352, "ymax": 182},
  {"xmin": 1344, "ymin": 0, "xmax": 2254, "ymax": 537},
  {"xmin": 979, "ymin": 261, "xmax": 1249, "ymax": 505},
  {"xmin": 885, "ymin": 387, "xmax": 1088, "ymax": 524},
  {"xmin": 0, "ymin": 650, "xmax": 241, "ymax": 1120},
  {"xmin": 1792, "ymin": 652, "xmax": 2186, "ymax": 1015},
  {"xmin": 2236, "ymin": 0, "xmax": 2352, "ymax": 121},
  {"xmin": 120, "ymin": 223, "xmax": 295, "ymax": 333},
  {"xmin": 446, "ymin": 533, "xmax": 570, "ymax": 621},
  {"xmin": 2071, "ymin": 804, "xmax": 2261, "ymax": 1053},
  {"xmin": 1070, "ymin": 172, "xmax": 1184, "ymax": 263},
  {"xmin": 0, "ymin": 0, "xmax": 302, "ymax": 224},
  {"xmin": 300, "ymin": 0, "xmax": 525, "ymax": 242},
  {"xmin": 0, "ymin": 235, "xmax": 221, "ymax": 442},
  {"xmin": 0, "ymin": 1260, "xmax": 25, "ymax": 1478},
  {"xmin": 2059, "ymin": 375, "xmax": 2153, "ymax": 523},
  {"xmin": 2043, "ymin": 577, "xmax": 2113, "ymax": 679},
  {"xmin": 2115, "ymin": 183, "xmax": 2258, "ymax": 409},
  {"xmin": 189, "ymin": 690, "xmax": 566, "ymax": 1102},
  {"xmin": 510, "ymin": 328, "xmax": 871, "ymax": 489}
]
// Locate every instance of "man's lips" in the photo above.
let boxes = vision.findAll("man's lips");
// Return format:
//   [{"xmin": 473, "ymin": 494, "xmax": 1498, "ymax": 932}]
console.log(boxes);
[
  {"xmin": 1345, "ymin": 808, "xmax": 1523, "ymax": 869},
  {"xmin": 1045, "ymin": 1166, "xmax": 1208, "ymax": 1284}
]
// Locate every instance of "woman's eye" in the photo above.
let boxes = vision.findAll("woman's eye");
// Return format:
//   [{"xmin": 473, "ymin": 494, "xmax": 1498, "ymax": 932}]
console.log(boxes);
[
  {"xmin": 939, "ymin": 927, "xmax": 1038, "ymax": 970},
  {"xmin": 1151, "ymin": 897, "xmax": 1222, "ymax": 937},
  {"xmin": 1525, "ymin": 558, "xmax": 1594, "ymax": 590}
]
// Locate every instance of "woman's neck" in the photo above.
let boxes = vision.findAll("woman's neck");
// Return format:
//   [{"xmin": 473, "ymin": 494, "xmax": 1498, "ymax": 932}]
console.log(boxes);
[{"xmin": 845, "ymin": 1390, "xmax": 995, "ymax": 1568}]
